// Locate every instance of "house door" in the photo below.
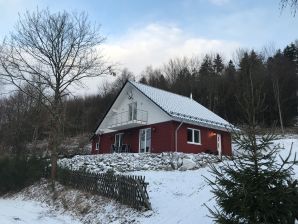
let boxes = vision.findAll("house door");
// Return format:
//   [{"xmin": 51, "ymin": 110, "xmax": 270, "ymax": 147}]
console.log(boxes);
[
  {"xmin": 128, "ymin": 102, "xmax": 137, "ymax": 121},
  {"xmin": 115, "ymin": 133, "xmax": 124, "ymax": 151},
  {"xmin": 217, "ymin": 134, "xmax": 222, "ymax": 158},
  {"xmin": 139, "ymin": 128, "xmax": 151, "ymax": 153}
]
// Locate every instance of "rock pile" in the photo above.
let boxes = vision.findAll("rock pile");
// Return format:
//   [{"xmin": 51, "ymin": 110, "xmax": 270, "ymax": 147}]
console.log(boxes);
[{"xmin": 58, "ymin": 152, "xmax": 222, "ymax": 173}]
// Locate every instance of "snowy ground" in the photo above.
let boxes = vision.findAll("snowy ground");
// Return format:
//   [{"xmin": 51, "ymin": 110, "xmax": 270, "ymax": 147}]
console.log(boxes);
[
  {"xmin": 0, "ymin": 198, "xmax": 81, "ymax": 224},
  {"xmin": 0, "ymin": 135, "xmax": 297, "ymax": 224},
  {"xmin": 134, "ymin": 169, "xmax": 213, "ymax": 224}
]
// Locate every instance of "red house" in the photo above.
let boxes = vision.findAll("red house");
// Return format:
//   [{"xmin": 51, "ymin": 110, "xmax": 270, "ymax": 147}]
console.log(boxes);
[{"xmin": 91, "ymin": 81, "xmax": 234, "ymax": 156}]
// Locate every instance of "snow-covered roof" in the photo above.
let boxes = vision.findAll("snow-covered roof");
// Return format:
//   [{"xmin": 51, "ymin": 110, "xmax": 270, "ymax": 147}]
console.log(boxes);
[{"xmin": 130, "ymin": 81, "xmax": 234, "ymax": 131}]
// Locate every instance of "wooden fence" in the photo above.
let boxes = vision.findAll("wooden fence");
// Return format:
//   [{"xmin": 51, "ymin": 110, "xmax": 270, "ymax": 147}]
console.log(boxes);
[{"xmin": 56, "ymin": 168, "xmax": 151, "ymax": 210}]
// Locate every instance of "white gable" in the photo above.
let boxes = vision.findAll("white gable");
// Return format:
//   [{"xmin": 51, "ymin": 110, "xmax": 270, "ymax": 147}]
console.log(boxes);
[{"xmin": 96, "ymin": 82, "xmax": 171, "ymax": 134}]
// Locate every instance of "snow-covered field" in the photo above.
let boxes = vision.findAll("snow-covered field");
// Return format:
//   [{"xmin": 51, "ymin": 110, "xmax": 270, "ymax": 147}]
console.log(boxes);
[{"xmin": 0, "ymin": 135, "xmax": 297, "ymax": 224}]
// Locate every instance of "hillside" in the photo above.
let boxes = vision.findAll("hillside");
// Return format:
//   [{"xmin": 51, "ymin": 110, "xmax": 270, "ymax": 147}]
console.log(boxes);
[{"xmin": 0, "ymin": 135, "xmax": 297, "ymax": 224}]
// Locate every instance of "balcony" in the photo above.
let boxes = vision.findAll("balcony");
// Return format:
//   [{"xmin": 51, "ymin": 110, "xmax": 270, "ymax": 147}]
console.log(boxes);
[{"xmin": 107, "ymin": 109, "xmax": 148, "ymax": 130}]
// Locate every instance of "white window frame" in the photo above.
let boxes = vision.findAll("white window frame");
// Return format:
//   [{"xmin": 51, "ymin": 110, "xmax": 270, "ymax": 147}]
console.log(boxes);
[
  {"xmin": 187, "ymin": 128, "xmax": 201, "ymax": 145},
  {"xmin": 115, "ymin": 133, "xmax": 124, "ymax": 147}
]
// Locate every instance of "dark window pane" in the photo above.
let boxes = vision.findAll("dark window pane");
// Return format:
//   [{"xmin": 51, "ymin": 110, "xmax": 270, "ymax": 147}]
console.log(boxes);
[
  {"xmin": 194, "ymin": 130, "xmax": 200, "ymax": 143},
  {"xmin": 187, "ymin": 129, "xmax": 193, "ymax": 142}
]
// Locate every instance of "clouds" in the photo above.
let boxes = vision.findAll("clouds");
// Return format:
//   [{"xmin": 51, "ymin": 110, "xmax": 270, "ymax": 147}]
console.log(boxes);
[{"xmin": 102, "ymin": 23, "xmax": 240, "ymax": 75}]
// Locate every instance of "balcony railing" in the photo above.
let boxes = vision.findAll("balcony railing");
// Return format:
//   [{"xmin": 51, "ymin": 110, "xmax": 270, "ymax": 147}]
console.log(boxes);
[{"xmin": 107, "ymin": 109, "xmax": 148, "ymax": 129}]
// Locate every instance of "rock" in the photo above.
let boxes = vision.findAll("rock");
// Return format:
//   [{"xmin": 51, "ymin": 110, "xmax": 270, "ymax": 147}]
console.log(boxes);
[
  {"xmin": 165, "ymin": 165, "xmax": 174, "ymax": 171},
  {"xmin": 57, "ymin": 151, "xmax": 224, "ymax": 173},
  {"xmin": 177, "ymin": 157, "xmax": 183, "ymax": 168},
  {"xmin": 179, "ymin": 158, "xmax": 196, "ymax": 171},
  {"xmin": 143, "ymin": 164, "xmax": 150, "ymax": 170},
  {"xmin": 184, "ymin": 154, "xmax": 195, "ymax": 160}
]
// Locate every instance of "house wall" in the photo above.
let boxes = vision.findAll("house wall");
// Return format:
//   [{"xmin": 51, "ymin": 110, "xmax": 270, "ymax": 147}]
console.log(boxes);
[
  {"xmin": 91, "ymin": 121, "xmax": 232, "ymax": 155},
  {"xmin": 175, "ymin": 122, "xmax": 232, "ymax": 155}
]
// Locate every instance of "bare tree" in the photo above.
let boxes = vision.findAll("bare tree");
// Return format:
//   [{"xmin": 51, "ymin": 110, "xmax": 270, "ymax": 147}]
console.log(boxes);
[
  {"xmin": 272, "ymin": 77, "xmax": 285, "ymax": 135},
  {"xmin": 281, "ymin": 0, "xmax": 298, "ymax": 14},
  {"xmin": 0, "ymin": 9, "xmax": 110, "ymax": 181}
]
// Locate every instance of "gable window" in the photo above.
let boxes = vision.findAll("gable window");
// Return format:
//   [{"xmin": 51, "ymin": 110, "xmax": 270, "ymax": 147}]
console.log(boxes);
[
  {"xmin": 128, "ymin": 102, "xmax": 137, "ymax": 121},
  {"xmin": 187, "ymin": 128, "xmax": 201, "ymax": 145}
]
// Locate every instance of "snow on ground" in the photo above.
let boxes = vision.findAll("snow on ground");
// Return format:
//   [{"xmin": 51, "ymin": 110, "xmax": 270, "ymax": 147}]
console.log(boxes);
[
  {"xmin": 0, "ymin": 198, "xmax": 81, "ymax": 224},
  {"xmin": 1, "ymin": 135, "xmax": 297, "ymax": 224},
  {"xmin": 133, "ymin": 169, "xmax": 214, "ymax": 224},
  {"xmin": 273, "ymin": 135, "xmax": 298, "ymax": 176}
]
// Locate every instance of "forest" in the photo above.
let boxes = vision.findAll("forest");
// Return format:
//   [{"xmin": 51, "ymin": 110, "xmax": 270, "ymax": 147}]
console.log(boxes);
[{"xmin": 0, "ymin": 42, "xmax": 297, "ymax": 152}]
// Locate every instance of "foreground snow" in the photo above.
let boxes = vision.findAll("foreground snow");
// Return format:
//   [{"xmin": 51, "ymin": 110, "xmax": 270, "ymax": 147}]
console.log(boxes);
[
  {"xmin": 134, "ymin": 169, "xmax": 214, "ymax": 224},
  {"xmin": 1, "ymin": 135, "xmax": 297, "ymax": 224},
  {"xmin": 0, "ymin": 198, "xmax": 81, "ymax": 224}
]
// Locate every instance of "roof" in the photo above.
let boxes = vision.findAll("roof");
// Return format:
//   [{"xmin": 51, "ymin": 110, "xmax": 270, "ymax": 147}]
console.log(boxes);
[{"xmin": 129, "ymin": 80, "xmax": 234, "ymax": 131}]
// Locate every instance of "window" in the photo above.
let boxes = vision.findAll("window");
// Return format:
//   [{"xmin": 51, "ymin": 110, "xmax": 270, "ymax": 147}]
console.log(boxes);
[
  {"xmin": 187, "ymin": 128, "xmax": 201, "ymax": 144},
  {"xmin": 115, "ymin": 133, "xmax": 124, "ymax": 147},
  {"xmin": 95, "ymin": 137, "xmax": 100, "ymax": 151},
  {"xmin": 128, "ymin": 102, "xmax": 137, "ymax": 121}
]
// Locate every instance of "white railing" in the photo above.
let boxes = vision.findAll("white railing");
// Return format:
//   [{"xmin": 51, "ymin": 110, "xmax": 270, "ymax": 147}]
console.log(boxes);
[{"xmin": 109, "ymin": 109, "xmax": 148, "ymax": 128}]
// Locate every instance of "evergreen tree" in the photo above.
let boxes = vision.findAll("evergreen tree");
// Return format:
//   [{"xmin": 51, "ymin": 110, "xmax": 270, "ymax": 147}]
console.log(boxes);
[
  {"xmin": 217, "ymin": 60, "xmax": 238, "ymax": 123},
  {"xmin": 206, "ymin": 59, "xmax": 298, "ymax": 223},
  {"xmin": 198, "ymin": 55, "xmax": 217, "ymax": 110},
  {"xmin": 213, "ymin": 54, "xmax": 225, "ymax": 76},
  {"xmin": 207, "ymin": 130, "xmax": 297, "ymax": 223}
]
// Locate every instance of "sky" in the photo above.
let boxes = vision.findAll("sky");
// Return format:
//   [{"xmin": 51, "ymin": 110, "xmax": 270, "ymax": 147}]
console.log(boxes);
[{"xmin": 0, "ymin": 0, "xmax": 297, "ymax": 95}]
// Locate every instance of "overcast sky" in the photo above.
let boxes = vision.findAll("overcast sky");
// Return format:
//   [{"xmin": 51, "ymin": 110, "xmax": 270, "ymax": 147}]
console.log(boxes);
[{"xmin": 0, "ymin": 0, "xmax": 297, "ymax": 95}]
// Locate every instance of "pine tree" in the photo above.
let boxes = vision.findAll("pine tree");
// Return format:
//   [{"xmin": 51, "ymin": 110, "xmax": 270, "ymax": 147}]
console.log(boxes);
[
  {"xmin": 206, "ymin": 58, "xmax": 298, "ymax": 223},
  {"xmin": 206, "ymin": 131, "xmax": 297, "ymax": 223},
  {"xmin": 213, "ymin": 54, "xmax": 225, "ymax": 76}
]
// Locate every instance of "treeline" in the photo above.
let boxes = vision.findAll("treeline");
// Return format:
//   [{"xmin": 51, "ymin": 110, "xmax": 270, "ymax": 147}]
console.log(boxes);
[
  {"xmin": 139, "ymin": 46, "xmax": 298, "ymax": 126},
  {"xmin": 0, "ymin": 42, "xmax": 297, "ymax": 152}
]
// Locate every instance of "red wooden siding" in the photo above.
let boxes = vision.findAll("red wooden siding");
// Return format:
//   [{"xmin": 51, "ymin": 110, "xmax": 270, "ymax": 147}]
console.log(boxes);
[
  {"xmin": 91, "ymin": 120, "xmax": 232, "ymax": 155},
  {"xmin": 175, "ymin": 122, "xmax": 232, "ymax": 155}
]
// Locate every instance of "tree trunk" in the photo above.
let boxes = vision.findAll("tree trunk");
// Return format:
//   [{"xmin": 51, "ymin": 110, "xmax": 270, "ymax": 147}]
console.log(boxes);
[
  {"xmin": 273, "ymin": 79, "xmax": 285, "ymax": 135},
  {"xmin": 50, "ymin": 93, "xmax": 63, "ymax": 181}
]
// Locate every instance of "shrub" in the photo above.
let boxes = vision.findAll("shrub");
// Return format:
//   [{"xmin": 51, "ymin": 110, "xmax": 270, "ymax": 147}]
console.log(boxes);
[{"xmin": 0, "ymin": 155, "xmax": 49, "ymax": 194}]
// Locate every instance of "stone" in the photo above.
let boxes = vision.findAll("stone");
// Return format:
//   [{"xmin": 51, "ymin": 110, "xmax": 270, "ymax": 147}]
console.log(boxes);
[
  {"xmin": 177, "ymin": 157, "xmax": 183, "ymax": 168},
  {"xmin": 143, "ymin": 164, "xmax": 150, "ymax": 170},
  {"xmin": 179, "ymin": 158, "xmax": 196, "ymax": 171}
]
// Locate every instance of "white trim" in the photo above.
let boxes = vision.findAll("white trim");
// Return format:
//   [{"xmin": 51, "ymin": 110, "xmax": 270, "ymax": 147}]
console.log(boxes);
[
  {"xmin": 187, "ymin": 128, "xmax": 201, "ymax": 144},
  {"xmin": 187, "ymin": 142, "xmax": 202, "ymax": 145}
]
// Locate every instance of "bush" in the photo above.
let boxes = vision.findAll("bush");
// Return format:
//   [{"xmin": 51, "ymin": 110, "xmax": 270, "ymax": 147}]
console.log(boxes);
[{"xmin": 0, "ymin": 155, "xmax": 49, "ymax": 194}]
